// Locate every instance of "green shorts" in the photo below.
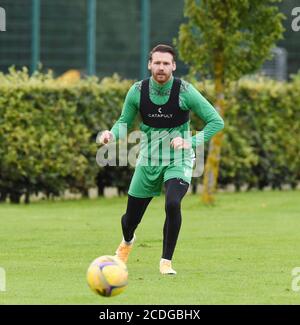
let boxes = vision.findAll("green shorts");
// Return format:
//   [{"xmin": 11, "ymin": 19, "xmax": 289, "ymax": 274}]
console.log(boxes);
[{"xmin": 128, "ymin": 161, "xmax": 193, "ymax": 198}]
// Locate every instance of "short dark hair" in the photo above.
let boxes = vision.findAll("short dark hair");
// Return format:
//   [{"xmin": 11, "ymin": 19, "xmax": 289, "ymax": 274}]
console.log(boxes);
[{"xmin": 148, "ymin": 44, "xmax": 176, "ymax": 61}]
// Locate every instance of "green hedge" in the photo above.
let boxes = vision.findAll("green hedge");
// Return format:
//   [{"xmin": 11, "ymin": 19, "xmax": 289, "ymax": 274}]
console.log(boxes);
[
  {"xmin": 193, "ymin": 76, "xmax": 300, "ymax": 190},
  {"xmin": 0, "ymin": 68, "xmax": 299, "ymax": 203},
  {"xmin": 0, "ymin": 69, "xmax": 132, "ymax": 203}
]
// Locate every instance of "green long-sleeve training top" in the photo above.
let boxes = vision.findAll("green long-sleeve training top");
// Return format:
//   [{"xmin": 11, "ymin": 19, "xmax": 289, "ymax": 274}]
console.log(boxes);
[{"xmin": 110, "ymin": 76, "xmax": 224, "ymax": 164}]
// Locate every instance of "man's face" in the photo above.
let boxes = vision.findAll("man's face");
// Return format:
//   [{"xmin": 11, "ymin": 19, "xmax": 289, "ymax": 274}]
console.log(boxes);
[{"xmin": 148, "ymin": 52, "xmax": 176, "ymax": 84}]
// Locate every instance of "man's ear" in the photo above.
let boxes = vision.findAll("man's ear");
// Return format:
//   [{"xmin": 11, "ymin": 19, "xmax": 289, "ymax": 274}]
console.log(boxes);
[
  {"xmin": 148, "ymin": 60, "xmax": 151, "ymax": 70},
  {"xmin": 173, "ymin": 62, "xmax": 176, "ymax": 72}
]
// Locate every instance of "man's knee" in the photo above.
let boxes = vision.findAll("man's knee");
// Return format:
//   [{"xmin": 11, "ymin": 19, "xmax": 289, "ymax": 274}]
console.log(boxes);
[{"xmin": 165, "ymin": 198, "xmax": 181, "ymax": 213}]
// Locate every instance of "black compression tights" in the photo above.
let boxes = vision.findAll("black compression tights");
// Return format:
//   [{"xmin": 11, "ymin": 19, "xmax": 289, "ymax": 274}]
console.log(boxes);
[{"xmin": 121, "ymin": 178, "xmax": 189, "ymax": 260}]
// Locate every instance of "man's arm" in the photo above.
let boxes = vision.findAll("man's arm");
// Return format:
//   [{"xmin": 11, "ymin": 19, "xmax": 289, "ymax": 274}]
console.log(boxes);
[
  {"xmin": 186, "ymin": 84, "xmax": 224, "ymax": 148},
  {"xmin": 99, "ymin": 84, "xmax": 139, "ymax": 144},
  {"xmin": 110, "ymin": 84, "xmax": 139, "ymax": 141}
]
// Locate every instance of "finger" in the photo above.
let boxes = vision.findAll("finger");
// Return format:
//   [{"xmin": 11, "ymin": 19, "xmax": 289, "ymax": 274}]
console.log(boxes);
[{"xmin": 173, "ymin": 142, "xmax": 180, "ymax": 149}]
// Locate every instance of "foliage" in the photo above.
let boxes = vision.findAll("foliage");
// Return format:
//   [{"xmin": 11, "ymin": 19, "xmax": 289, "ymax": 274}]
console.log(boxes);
[
  {"xmin": 193, "ymin": 76, "xmax": 300, "ymax": 190},
  {"xmin": 0, "ymin": 68, "xmax": 132, "ymax": 203},
  {"xmin": 0, "ymin": 68, "xmax": 299, "ymax": 203},
  {"xmin": 176, "ymin": 0, "xmax": 285, "ymax": 81}
]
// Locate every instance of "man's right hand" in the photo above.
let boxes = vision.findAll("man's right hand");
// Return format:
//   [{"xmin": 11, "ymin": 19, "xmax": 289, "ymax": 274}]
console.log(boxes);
[{"xmin": 98, "ymin": 130, "xmax": 114, "ymax": 145}]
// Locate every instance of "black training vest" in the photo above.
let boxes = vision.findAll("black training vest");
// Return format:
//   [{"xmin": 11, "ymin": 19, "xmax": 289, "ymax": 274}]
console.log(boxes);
[{"xmin": 139, "ymin": 78, "xmax": 189, "ymax": 128}]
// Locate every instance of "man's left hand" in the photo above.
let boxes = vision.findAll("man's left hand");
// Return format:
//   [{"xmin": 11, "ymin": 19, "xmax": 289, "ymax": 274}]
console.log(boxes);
[{"xmin": 170, "ymin": 137, "xmax": 191, "ymax": 150}]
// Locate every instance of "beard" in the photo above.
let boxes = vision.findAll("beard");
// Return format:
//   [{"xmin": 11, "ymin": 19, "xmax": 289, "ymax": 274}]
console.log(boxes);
[{"xmin": 153, "ymin": 71, "xmax": 171, "ymax": 83}]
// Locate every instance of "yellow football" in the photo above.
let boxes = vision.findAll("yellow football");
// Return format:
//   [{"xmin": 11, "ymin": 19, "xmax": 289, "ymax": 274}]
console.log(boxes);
[{"xmin": 86, "ymin": 255, "xmax": 128, "ymax": 297}]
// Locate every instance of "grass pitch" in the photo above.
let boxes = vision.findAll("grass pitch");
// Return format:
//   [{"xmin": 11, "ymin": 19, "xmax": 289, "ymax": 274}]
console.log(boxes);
[{"xmin": 0, "ymin": 190, "xmax": 300, "ymax": 304}]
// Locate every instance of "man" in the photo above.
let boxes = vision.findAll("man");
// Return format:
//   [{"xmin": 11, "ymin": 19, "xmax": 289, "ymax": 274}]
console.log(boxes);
[{"xmin": 99, "ymin": 44, "xmax": 224, "ymax": 274}]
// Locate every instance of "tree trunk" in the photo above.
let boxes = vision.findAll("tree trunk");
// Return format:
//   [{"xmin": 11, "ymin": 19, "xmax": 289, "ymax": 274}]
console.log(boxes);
[
  {"xmin": 81, "ymin": 188, "xmax": 89, "ymax": 198},
  {"xmin": 202, "ymin": 54, "xmax": 225, "ymax": 204},
  {"xmin": 97, "ymin": 185, "xmax": 104, "ymax": 197},
  {"xmin": 0, "ymin": 190, "xmax": 8, "ymax": 202},
  {"xmin": 9, "ymin": 192, "xmax": 21, "ymax": 204},
  {"xmin": 25, "ymin": 191, "xmax": 30, "ymax": 204}
]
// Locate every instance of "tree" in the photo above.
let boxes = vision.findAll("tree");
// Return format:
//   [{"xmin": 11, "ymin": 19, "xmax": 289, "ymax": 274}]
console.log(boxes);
[{"xmin": 177, "ymin": 0, "xmax": 284, "ymax": 203}]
